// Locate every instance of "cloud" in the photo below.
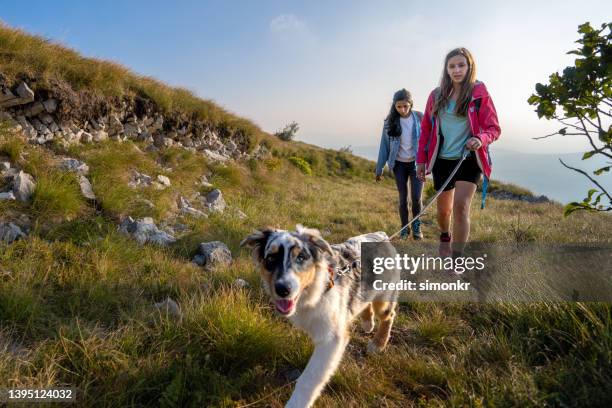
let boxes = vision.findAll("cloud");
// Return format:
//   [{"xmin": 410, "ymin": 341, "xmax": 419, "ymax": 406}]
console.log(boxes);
[{"xmin": 269, "ymin": 14, "xmax": 306, "ymax": 32}]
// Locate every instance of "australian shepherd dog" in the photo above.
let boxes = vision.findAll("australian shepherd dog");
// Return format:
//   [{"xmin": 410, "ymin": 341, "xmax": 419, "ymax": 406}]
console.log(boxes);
[{"xmin": 241, "ymin": 225, "xmax": 399, "ymax": 408}]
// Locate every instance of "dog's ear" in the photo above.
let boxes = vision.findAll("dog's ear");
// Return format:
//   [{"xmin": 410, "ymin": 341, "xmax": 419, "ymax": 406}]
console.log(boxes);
[
  {"xmin": 309, "ymin": 235, "xmax": 334, "ymax": 260},
  {"xmin": 296, "ymin": 224, "xmax": 334, "ymax": 259},
  {"xmin": 240, "ymin": 227, "xmax": 277, "ymax": 261}
]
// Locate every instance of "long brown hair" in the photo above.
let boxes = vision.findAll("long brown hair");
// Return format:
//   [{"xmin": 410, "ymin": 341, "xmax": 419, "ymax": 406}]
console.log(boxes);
[{"xmin": 432, "ymin": 47, "xmax": 477, "ymax": 118}]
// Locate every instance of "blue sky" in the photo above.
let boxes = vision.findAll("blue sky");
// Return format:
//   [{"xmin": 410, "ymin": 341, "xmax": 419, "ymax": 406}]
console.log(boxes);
[{"xmin": 1, "ymin": 0, "xmax": 611, "ymax": 153}]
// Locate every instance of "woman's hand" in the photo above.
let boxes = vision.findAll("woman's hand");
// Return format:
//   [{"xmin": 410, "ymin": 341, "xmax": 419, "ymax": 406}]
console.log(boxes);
[
  {"xmin": 416, "ymin": 164, "xmax": 426, "ymax": 182},
  {"xmin": 466, "ymin": 137, "xmax": 482, "ymax": 151}
]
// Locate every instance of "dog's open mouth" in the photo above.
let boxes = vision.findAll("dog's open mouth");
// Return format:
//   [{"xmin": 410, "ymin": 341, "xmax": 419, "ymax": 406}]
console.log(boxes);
[{"xmin": 275, "ymin": 298, "xmax": 295, "ymax": 315}]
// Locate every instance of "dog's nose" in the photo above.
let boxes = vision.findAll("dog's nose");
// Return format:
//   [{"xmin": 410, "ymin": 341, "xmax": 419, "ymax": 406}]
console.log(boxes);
[{"xmin": 274, "ymin": 281, "xmax": 292, "ymax": 298}]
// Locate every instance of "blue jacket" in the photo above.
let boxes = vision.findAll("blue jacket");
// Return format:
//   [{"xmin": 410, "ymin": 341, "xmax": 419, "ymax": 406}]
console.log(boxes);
[{"xmin": 375, "ymin": 110, "xmax": 423, "ymax": 176}]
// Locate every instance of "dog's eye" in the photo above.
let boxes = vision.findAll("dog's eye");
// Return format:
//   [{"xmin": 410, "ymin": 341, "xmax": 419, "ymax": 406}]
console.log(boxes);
[{"xmin": 296, "ymin": 253, "xmax": 307, "ymax": 264}]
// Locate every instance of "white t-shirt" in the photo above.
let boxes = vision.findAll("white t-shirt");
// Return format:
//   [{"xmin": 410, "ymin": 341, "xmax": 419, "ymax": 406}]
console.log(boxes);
[{"xmin": 396, "ymin": 115, "xmax": 415, "ymax": 162}]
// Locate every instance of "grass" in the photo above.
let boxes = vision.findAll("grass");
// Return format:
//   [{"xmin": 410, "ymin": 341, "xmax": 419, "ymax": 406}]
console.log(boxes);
[{"xmin": 1, "ymin": 126, "xmax": 611, "ymax": 407}]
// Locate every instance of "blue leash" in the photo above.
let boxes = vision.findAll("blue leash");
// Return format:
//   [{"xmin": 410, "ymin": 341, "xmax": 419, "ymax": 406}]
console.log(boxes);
[{"xmin": 481, "ymin": 176, "xmax": 489, "ymax": 209}]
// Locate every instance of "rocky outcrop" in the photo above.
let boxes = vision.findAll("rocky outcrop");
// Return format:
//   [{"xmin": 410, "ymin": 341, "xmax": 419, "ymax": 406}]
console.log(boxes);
[
  {"xmin": 0, "ymin": 79, "xmax": 254, "ymax": 162},
  {"xmin": 0, "ymin": 82, "xmax": 34, "ymax": 109},
  {"xmin": 202, "ymin": 189, "xmax": 226, "ymax": 213},
  {"xmin": 177, "ymin": 195, "xmax": 207, "ymax": 218},
  {"xmin": 0, "ymin": 222, "xmax": 26, "ymax": 244},
  {"xmin": 153, "ymin": 297, "xmax": 182, "ymax": 319},
  {"xmin": 12, "ymin": 170, "xmax": 35, "ymax": 202},
  {"xmin": 197, "ymin": 241, "xmax": 232, "ymax": 270},
  {"xmin": 119, "ymin": 216, "xmax": 176, "ymax": 246}
]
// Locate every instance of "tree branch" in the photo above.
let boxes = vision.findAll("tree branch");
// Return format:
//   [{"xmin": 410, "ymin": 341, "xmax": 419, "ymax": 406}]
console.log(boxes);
[
  {"xmin": 559, "ymin": 159, "xmax": 612, "ymax": 203},
  {"xmin": 576, "ymin": 115, "xmax": 612, "ymax": 159}
]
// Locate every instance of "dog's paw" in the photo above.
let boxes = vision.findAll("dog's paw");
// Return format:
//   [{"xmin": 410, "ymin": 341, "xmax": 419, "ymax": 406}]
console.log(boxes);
[
  {"xmin": 366, "ymin": 340, "xmax": 383, "ymax": 354},
  {"xmin": 361, "ymin": 319, "xmax": 375, "ymax": 333}
]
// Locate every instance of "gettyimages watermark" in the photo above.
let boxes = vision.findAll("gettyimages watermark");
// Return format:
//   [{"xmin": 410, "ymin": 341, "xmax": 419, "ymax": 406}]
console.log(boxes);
[{"xmin": 360, "ymin": 241, "xmax": 612, "ymax": 302}]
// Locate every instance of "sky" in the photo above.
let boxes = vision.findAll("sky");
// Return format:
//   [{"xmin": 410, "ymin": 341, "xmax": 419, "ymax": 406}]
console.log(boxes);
[{"xmin": 1, "ymin": 0, "xmax": 611, "ymax": 154}]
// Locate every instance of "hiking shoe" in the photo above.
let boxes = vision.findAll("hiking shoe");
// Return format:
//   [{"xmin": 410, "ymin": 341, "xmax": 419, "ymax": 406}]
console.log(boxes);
[
  {"xmin": 412, "ymin": 219, "xmax": 423, "ymax": 240},
  {"xmin": 399, "ymin": 228, "xmax": 409, "ymax": 240},
  {"xmin": 439, "ymin": 232, "xmax": 452, "ymax": 257}
]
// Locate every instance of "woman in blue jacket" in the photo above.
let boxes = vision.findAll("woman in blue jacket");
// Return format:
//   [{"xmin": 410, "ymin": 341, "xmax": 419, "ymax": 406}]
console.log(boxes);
[{"xmin": 376, "ymin": 88, "xmax": 424, "ymax": 240}]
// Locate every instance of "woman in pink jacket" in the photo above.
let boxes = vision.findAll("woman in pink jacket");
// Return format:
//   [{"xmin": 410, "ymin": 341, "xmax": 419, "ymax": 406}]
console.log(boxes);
[{"xmin": 416, "ymin": 47, "xmax": 501, "ymax": 257}]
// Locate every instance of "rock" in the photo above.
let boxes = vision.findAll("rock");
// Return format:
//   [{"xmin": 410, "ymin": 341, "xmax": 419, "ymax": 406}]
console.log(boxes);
[
  {"xmin": 137, "ymin": 129, "xmax": 152, "ymax": 142},
  {"xmin": 0, "ymin": 222, "xmax": 26, "ymax": 243},
  {"xmin": 92, "ymin": 130, "xmax": 108, "ymax": 143},
  {"xmin": 148, "ymin": 115, "xmax": 164, "ymax": 132},
  {"xmin": 153, "ymin": 297, "xmax": 182, "ymax": 319},
  {"xmin": 128, "ymin": 171, "xmax": 152, "ymax": 188},
  {"xmin": 60, "ymin": 157, "xmax": 89, "ymax": 175},
  {"xmin": 0, "ymin": 191, "xmax": 16, "ymax": 200},
  {"xmin": 198, "ymin": 241, "xmax": 232, "ymax": 269},
  {"xmin": 0, "ymin": 82, "xmax": 34, "ymax": 108},
  {"xmin": 226, "ymin": 140, "xmax": 238, "ymax": 153},
  {"xmin": 25, "ymin": 102, "xmax": 45, "ymax": 117},
  {"xmin": 234, "ymin": 278, "xmax": 250, "ymax": 289},
  {"xmin": 192, "ymin": 254, "xmax": 206, "ymax": 266},
  {"xmin": 203, "ymin": 189, "xmax": 226, "ymax": 213},
  {"xmin": 89, "ymin": 119, "xmax": 105, "ymax": 131},
  {"xmin": 42, "ymin": 98, "xmax": 58, "ymax": 113},
  {"xmin": 203, "ymin": 149, "xmax": 230, "ymax": 162},
  {"xmin": 123, "ymin": 122, "xmax": 141, "ymax": 139},
  {"xmin": 80, "ymin": 131, "xmax": 93, "ymax": 143},
  {"xmin": 119, "ymin": 216, "xmax": 176, "ymax": 246},
  {"xmin": 12, "ymin": 171, "xmax": 35, "ymax": 202},
  {"xmin": 15, "ymin": 82, "xmax": 34, "ymax": 101},
  {"xmin": 77, "ymin": 175, "xmax": 96, "ymax": 200},
  {"xmin": 177, "ymin": 195, "xmax": 207, "ymax": 218},
  {"xmin": 1, "ymin": 168, "xmax": 19, "ymax": 181},
  {"xmin": 30, "ymin": 118, "xmax": 46, "ymax": 132},
  {"xmin": 40, "ymin": 113, "xmax": 54, "ymax": 125},
  {"xmin": 15, "ymin": 116, "xmax": 37, "ymax": 139},
  {"xmin": 0, "ymin": 162, "xmax": 10, "ymax": 171},
  {"xmin": 155, "ymin": 174, "xmax": 171, "ymax": 188},
  {"xmin": 108, "ymin": 114, "xmax": 123, "ymax": 136},
  {"xmin": 0, "ymin": 89, "xmax": 17, "ymax": 106}
]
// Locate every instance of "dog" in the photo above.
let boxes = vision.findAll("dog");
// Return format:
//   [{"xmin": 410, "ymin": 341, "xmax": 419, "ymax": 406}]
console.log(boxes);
[{"xmin": 241, "ymin": 225, "xmax": 399, "ymax": 408}]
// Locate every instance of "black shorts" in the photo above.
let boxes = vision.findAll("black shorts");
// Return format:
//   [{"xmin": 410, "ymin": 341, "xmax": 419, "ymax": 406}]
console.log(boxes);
[{"xmin": 432, "ymin": 152, "xmax": 482, "ymax": 191}]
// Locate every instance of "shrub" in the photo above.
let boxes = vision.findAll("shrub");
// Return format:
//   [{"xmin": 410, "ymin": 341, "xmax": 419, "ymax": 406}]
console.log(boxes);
[
  {"xmin": 288, "ymin": 156, "xmax": 312, "ymax": 175},
  {"xmin": 274, "ymin": 121, "xmax": 299, "ymax": 141}
]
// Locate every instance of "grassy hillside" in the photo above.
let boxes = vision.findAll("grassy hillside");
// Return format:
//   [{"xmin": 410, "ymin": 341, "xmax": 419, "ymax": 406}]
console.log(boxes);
[
  {"xmin": 0, "ymin": 23, "xmax": 263, "ymax": 148},
  {"xmin": 1, "ymin": 126, "xmax": 611, "ymax": 407},
  {"xmin": 1, "ymin": 22, "xmax": 611, "ymax": 408}
]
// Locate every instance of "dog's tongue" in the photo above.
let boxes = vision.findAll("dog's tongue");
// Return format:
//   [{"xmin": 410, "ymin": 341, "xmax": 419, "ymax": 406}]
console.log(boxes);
[{"xmin": 275, "ymin": 299, "xmax": 294, "ymax": 314}]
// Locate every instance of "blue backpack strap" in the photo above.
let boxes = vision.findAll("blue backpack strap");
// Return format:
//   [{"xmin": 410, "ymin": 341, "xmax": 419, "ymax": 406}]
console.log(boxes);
[{"xmin": 481, "ymin": 176, "xmax": 489, "ymax": 209}]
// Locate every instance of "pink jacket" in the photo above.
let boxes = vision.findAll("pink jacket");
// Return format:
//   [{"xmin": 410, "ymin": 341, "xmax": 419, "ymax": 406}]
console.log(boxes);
[{"xmin": 416, "ymin": 81, "xmax": 501, "ymax": 178}]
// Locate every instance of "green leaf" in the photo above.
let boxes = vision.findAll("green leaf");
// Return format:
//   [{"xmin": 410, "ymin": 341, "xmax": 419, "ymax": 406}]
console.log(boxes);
[
  {"xmin": 582, "ymin": 150, "xmax": 596, "ymax": 159},
  {"xmin": 564, "ymin": 202, "xmax": 584, "ymax": 216},
  {"xmin": 593, "ymin": 192, "xmax": 604, "ymax": 205},
  {"xmin": 583, "ymin": 188, "xmax": 598, "ymax": 203},
  {"xmin": 527, "ymin": 95, "xmax": 539, "ymax": 105},
  {"xmin": 578, "ymin": 22, "xmax": 593, "ymax": 34},
  {"xmin": 594, "ymin": 166, "xmax": 611, "ymax": 175}
]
